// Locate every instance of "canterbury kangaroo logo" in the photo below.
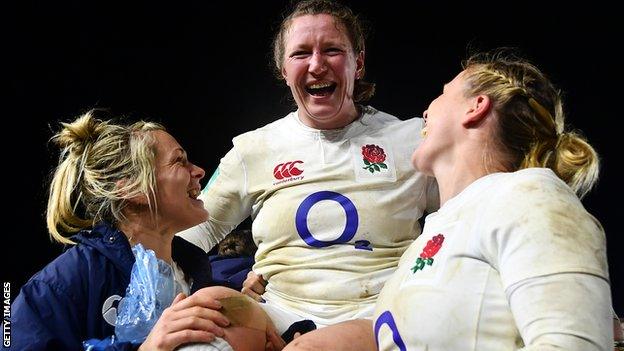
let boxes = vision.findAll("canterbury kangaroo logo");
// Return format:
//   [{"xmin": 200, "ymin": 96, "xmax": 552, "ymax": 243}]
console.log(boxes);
[{"xmin": 273, "ymin": 160, "xmax": 304, "ymax": 179}]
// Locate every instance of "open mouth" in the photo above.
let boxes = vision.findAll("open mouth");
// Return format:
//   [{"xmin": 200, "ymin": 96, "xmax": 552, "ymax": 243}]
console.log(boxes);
[{"xmin": 305, "ymin": 82, "xmax": 337, "ymax": 97}]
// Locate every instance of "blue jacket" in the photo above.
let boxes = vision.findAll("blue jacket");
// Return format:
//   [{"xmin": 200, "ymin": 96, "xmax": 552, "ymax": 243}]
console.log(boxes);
[{"xmin": 11, "ymin": 222, "xmax": 213, "ymax": 351}]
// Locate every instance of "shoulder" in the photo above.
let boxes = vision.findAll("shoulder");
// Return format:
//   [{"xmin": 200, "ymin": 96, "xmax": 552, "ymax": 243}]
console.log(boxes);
[
  {"xmin": 19, "ymin": 244, "xmax": 93, "ymax": 304},
  {"xmin": 492, "ymin": 168, "xmax": 577, "ymax": 203},
  {"xmin": 362, "ymin": 106, "xmax": 424, "ymax": 133},
  {"xmin": 232, "ymin": 112, "xmax": 293, "ymax": 144},
  {"xmin": 481, "ymin": 168, "xmax": 603, "ymax": 241},
  {"xmin": 22, "ymin": 226, "xmax": 132, "ymax": 302}
]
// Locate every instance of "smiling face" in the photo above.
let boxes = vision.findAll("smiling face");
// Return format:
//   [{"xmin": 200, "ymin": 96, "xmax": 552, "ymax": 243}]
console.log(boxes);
[
  {"xmin": 412, "ymin": 70, "xmax": 471, "ymax": 175},
  {"xmin": 281, "ymin": 14, "xmax": 363, "ymax": 129},
  {"xmin": 151, "ymin": 130, "xmax": 208, "ymax": 234}
]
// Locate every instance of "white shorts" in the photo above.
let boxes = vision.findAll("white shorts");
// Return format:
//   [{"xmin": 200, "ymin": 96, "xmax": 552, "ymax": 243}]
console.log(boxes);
[{"xmin": 258, "ymin": 297, "xmax": 374, "ymax": 334}]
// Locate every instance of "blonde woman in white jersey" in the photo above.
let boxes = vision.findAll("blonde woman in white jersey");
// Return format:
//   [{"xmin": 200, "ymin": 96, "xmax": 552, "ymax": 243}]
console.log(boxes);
[
  {"xmin": 285, "ymin": 49, "xmax": 615, "ymax": 351},
  {"xmin": 178, "ymin": 0, "xmax": 438, "ymax": 335}
]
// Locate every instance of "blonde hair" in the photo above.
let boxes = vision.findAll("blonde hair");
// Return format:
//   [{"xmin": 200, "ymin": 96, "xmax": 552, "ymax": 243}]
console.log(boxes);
[
  {"xmin": 462, "ymin": 50, "xmax": 599, "ymax": 198},
  {"xmin": 272, "ymin": 0, "xmax": 375, "ymax": 102},
  {"xmin": 46, "ymin": 109, "xmax": 165, "ymax": 244}
]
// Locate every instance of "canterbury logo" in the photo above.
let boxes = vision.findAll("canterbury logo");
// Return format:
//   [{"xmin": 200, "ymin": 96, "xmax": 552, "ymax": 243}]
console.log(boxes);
[
  {"xmin": 273, "ymin": 160, "xmax": 304, "ymax": 179},
  {"xmin": 102, "ymin": 294, "xmax": 123, "ymax": 326}
]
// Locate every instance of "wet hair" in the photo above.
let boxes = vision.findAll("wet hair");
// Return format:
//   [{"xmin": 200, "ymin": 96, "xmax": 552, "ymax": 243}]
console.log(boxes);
[
  {"xmin": 462, "ymin": 49, "xmax": 599, "ymax": 198},
  {"xmin": 272, "ymin": 0, "xmax": 375, "ymax": 102},
  {"xmin": 46, "ymin": 109, "xmax": 165, "ymax": 244}
]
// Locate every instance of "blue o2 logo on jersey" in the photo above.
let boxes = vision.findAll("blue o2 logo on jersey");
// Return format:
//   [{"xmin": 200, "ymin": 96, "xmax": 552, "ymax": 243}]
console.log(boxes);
[
  {"xmin": 295, "ymin": 191, "xmax": 358, "ymax": 247},
  {"xmin": 375, "ymin": 311, "xmax": 406, "ymax": 351}
]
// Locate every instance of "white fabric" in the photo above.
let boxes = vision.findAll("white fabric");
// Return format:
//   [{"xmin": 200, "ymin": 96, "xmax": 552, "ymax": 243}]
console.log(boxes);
[
  {"xmin": 176, "ymin": 338, "xmax": 233, "ymax": 351},
  {"xmin": 258, "ymin": 297, "xmax": 374, "ymax": 333},
  {"xmin": 172, "ymin": 261, "xmax": 190, "ymax": 296},
  {"xmin": 179, "ymin": 107, "xmax": 438, "ymax": 328},
  {"xmin": 374, "ymin": 168, "xmax": 612, "ymax": 351}
]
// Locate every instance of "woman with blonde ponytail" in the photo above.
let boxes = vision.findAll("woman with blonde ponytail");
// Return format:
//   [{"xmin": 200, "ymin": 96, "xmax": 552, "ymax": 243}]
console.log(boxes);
[
  {"xmin": 11, "ymin": 110, "xmax": 243, "ymax": 350},
  {"xmin": 368, "ymin": 50, "xmax": 612, "ymax": 350}
]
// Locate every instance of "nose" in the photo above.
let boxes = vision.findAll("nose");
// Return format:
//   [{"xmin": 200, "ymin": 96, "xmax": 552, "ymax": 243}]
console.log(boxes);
[
  {"xmin": 308, "ymin": 52, "xmax": 327, "ymax": 75},
  {"xmin": 423, "ymin": 110, "xmax": 428, "ymax": 122},
  {"xmin": 190, "ymin": 163, "xmax": 206, "ymax": 181}
]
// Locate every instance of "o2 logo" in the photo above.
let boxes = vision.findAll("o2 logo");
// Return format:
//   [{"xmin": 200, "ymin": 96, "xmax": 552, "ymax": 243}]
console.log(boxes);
[
  {"xmin": 374, "ymin": 311, "xmax": 406, "ymax": 351},
  {"xmin": 295, "ymin": 191, "xmax": 358, "ymax": 247}
]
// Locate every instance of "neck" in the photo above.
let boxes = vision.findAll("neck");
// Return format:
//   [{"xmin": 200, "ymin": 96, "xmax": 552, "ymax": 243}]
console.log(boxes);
[
  {"xmin": 432, "ymin": 143, "xmax": 492, "ymax": 206},
  {"xmin": 298, "ymin": 104, "xmax": 360, "ymax": 130},
  {"xmin": 117, "ymin": 213, "xmax": 174, "ymax": 264}
]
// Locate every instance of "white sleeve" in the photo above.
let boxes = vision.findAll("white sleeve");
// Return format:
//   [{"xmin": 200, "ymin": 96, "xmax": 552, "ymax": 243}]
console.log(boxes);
[
  {"xmin": 507, "ymin": 273, "xmax": 612, "ymax": 351},
  {"xmin": 177, "ymin": 147, "xmax": 253, "ymax": 252},
  {"xmin": 481, "ymin": 177, "xmax": 612, "ymax": 350}
]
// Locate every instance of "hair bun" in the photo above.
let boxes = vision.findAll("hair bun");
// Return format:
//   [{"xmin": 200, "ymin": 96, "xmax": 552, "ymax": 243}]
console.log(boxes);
[{"xmin": 54, "ymin": 110, "xmax": 107, "ymax": 154}]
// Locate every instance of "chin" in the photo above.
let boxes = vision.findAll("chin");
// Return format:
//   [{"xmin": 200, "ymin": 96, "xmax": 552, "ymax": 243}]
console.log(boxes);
[
  {"xmin": 186, "ymin": 211, "xmax": 209, "ymax": 229},
  {"xmin": 411, "ymin": 151, "xmax": 430, "ymax": 174}
]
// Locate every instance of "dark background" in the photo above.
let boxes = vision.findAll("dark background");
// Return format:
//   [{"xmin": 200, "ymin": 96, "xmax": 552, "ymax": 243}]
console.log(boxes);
[{"xmin": 6, "ymin": 1, "xmax": 622, "ymax": 316}]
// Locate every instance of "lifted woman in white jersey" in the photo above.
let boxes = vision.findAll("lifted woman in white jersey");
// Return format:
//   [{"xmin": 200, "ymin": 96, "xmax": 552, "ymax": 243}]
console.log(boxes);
[{"xmin": 178, "ymin": 0, "xmax": 437, "ymax": 334}]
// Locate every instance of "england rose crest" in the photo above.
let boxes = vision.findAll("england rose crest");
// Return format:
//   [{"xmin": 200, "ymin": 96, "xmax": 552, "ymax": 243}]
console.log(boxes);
[
  {"xmin": 411, "ymin": 234, "xmax": 444, "ymax": 273},
  {"xmin": 361, "ymin": 144, "xmax": 387, "ymax": 174}
]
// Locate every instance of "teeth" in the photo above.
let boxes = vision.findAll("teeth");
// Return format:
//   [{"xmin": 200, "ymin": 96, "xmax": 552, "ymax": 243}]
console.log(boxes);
[
  {"xmin": 188, "ymin": 189, "xmax": 200, "ymax": 198},
  {"xmin": 421, "ymin": 127, "xmax": 428, "ymax": 137},
  {"xmin": 308, "ymin": 82, "xmax": 333, "ymax": 89}
]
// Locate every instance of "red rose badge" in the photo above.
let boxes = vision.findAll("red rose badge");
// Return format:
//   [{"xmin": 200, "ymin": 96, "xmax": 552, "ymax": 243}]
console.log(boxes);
[
  {"xmin": 411, "ymin": 234, "xmax": 444, "ymax": 273},
  {"xmin": 361, "ymin": 144, "xmax": 387, "ymax": 174}
]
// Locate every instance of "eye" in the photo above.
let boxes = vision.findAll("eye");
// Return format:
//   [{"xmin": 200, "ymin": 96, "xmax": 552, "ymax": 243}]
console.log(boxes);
[
  {"xmin": 290, "ymin": 50, "xmax": 310, "ymax": 59},
  {"xmin": 325, "ymin": 47, "xmax": 343, "ymax": 56},
  {"xmin": 175, "ymin": 156, "xmax": 187, "ymax": 165}
]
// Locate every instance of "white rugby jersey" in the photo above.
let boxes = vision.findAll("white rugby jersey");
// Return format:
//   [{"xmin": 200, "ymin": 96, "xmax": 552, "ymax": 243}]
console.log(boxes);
[
  {"xmin": 179, "ymin": 107, "xmax": 438, "ymax": 326},
  {"xmin": 373, "ymin": 168, "xmax": 612, "ymax": 351}
]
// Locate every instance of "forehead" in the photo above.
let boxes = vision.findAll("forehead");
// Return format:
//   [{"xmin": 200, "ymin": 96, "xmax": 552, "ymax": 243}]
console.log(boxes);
[
  {"xmin": 152, "ymin": 130, "xmax": 182, "ymax": 157},
  {"xmin": 446, "ymin": 70, "xmax": 469, "ymax": 90},
  {"xmin": 285, "ymin": 14, "xmax": 349, "ymax": 45}
]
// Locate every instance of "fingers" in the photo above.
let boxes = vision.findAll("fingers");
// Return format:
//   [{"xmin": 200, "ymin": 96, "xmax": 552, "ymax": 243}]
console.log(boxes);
[
  {"xmin": 170, "ymin": 291, "xmax": 223, "ymax": 312},
  {"xmin": 167, "ymin": 314, "xmax": 227, "ymax": 338},
  {"xmin": 241, "ymin": 286, "xmax": 265, "ymax": 302},
  {"xmin": 242, "ymin": 271, "xmax": 267, "ymax": 302},
  {"xmin": 139, "ymin": 291, "xmax": 231, "ymax": 351},
  {"xmin": 172, "ymin": 292, "xmax": 186, "ymax": 305},
  {"xmin": 166, "ymin": 305, "xmax": 230, "ymax": 328}
]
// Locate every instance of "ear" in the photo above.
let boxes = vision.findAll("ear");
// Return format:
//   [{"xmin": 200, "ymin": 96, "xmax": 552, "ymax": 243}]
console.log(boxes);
[
  {"xmin": 462, "ymin": 94, "xmax": 491, "ymax": 128},
  {"xmin": 355, "ymin": 50, "xmax": 365, "ymax": 79},
  {"xmin": 116, "ymin": 179, "xmax": 148, "ymax": 206},
  {"xmin": 281, "ymin": 66, "xmax": 289, "ymax": 85}
]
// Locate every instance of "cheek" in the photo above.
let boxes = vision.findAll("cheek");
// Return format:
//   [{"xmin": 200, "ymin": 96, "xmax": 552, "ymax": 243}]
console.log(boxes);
[
  {"xmin": 284, "ymin": 61, "xmax": 305, "ymax": 81},
  {"xmin": 334, "ymin": 58, "xmax": 355, "ymax": 78}
]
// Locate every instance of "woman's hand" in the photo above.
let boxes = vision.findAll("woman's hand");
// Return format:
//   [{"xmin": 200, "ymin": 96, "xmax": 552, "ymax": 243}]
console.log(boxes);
[
  {"xmin": 139, "ymin": 292, "xmax": 230, "ymax": 351},
  {"xmin": 242, "ymin": 271, "xmax": 267, "ymax": 302}
]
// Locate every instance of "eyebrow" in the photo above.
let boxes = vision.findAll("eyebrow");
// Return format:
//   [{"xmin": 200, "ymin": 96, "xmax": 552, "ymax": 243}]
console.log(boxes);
[{"xmin": 170, "ymin": 147, "xmax": 186, "ymax": 158}]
